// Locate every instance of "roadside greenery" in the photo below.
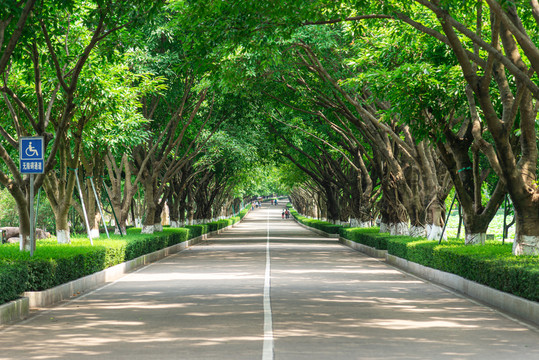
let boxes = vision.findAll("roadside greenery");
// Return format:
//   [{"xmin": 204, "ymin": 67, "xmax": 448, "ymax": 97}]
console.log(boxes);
[
  {"xmin": 1, "ymin": 0, "xmax": 539, "ymax": 308},
  {"xmin": 291, "ymin": 209, "xmax": 539, "ymax": 302}
]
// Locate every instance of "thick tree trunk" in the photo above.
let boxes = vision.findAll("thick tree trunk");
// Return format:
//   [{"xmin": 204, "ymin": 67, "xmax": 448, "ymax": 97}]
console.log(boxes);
[
  {"xmin": 512, "ymin": 205, "xmax": 539, "ymax": 255},
  {"xmin": 153, "ymin": 201, "xmax": 164, "ymax": 232},
  {"xmin": 382, "ymin": 176, "xmax": 409, "ymax": 236},
  {"xmin": 16, "ymin": 199, "xmax": 32, "ymax": 251},
  {"xmin": 54, "ymin": 206, "xmax": 71, "ymax": 244},
  {"xmin": 141, "ymin": 177, "xmax": 156, "ymax": 234},
  {"xmin": 425, "ymin": 195, "xmax": 446, "ymax": 241},
  {"xmin": 323, "ymin": 182, "xmax": 340, "ymax": 224}
]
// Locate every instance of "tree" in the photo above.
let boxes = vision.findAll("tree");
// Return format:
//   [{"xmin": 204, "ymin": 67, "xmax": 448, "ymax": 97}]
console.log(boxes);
[
  {"xmin": 374, "ymin": 1, "xmax": 539, "ymax": 253},
  {"xmin": 0, "ymin": 1, "xmax": 163, "ymax": 249}
]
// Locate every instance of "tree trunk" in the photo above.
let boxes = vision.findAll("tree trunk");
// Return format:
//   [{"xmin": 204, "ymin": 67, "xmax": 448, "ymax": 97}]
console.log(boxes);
[
  {"xmin": 54, "ymin": 204, "xmax": 71, "ymax": 244},
  {"xmin": 16, "ymin": 197, "xmax": 32, "ymax": 251},
  {"xmin": 424, "ymin": 194, "xmax": 446, "ymax": 241},
  {"xmin": 512, "ymin": 200, "xmax": 539, "ymax": 255},
  {"xmin": 141, "ymin": 176, "xmax": 156, "ymax": 234},
  {"xmin": 153, "ymin": 200, "xmax": 164, "ymax": 232}
]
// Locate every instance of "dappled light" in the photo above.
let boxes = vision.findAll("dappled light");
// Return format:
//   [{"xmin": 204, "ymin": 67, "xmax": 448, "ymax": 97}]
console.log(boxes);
[{"xmin": 0, "ymin": 207, "xmax": 538, "ymax": 360}]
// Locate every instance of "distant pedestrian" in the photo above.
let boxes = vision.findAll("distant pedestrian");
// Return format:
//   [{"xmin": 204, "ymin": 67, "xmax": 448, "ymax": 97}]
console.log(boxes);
[
  {"xmin": 282, "ymin": 210, "xmax": 285, "ymax": 219},
  {"xmin": 285, "ymin": 209, "xmax": 290, "ymax": 219}
]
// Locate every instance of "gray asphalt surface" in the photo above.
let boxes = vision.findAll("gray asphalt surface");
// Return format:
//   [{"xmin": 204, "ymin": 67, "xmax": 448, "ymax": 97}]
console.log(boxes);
[{"xmin": 0, "ymin": 204, "xmax": 538, "ymax": 359}]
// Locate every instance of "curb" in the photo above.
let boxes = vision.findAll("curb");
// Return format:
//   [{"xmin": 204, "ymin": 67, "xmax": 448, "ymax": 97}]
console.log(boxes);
[
  {"xmin": 23, "ymin": 235, "xmax": 206, "ymax": 309},
  {"xmin": 0, "ymin": 297, "xmax": 28, "ymax": 325},
  {"xmin": 338, "ymin": 238, "xmax": 387, "ymax": 258}
]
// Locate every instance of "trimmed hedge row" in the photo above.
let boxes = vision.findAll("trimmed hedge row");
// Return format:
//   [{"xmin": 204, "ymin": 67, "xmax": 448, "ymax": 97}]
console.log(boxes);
[
  {"xmin": 0, "ymin": 206, "xmax": 250, "ymax": 304},
  {"xmin": 288, "ymin": 208, "xmax": 341, "ymax": 234},
  {"xmin": 290, "ymin": 210, "xmax": 539, "ymax": 303},
  {"xmin": 387, "ymin": 238, "xmax": 539, "ymax": 302},
  {"xmin": 0, "ymin": 262, "xmax": 29, "ymax": 304},
  {"xmin": 340, "ymin": 227, "xmax": 395, "ymax": 250}
]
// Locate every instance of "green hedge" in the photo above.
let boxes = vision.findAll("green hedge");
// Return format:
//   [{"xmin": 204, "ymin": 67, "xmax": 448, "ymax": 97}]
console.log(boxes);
[
  {"xmin": 238, "ymin": 206, "xmax": 250, "ymax": 219},
  {"xmin": 208, "ymin": 219, "xmax": 235, "ymax": 232},
  {"xmin": 340, "ymin": 227, "xmax": 396, "ymax": 250},
  {"xmin": 386, "ymin": 239, "xmax": 539, "ymax": 302},
  {"xmin": 289, "ymin": 208, "xmax": 343, "ymax": 234},
  {"xmin": 0, "ymin": 262, "xmax": 29, "ymax": 304},
  {"xmin": 185, "ymin": 225, "xmax": 209, "ymax": 239}
]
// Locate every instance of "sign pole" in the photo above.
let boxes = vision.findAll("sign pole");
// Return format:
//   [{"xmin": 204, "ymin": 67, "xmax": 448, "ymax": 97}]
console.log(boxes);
[
  {"xmin": 30, "ymin": 174, "xmax": 35, "ymax": 257},
  {"xmin": 19, "ymin": 136, "xmax": 44, "ymax": 255},
  {"xmin": 34, "ymin": 187, "xmax": 41, "ymax": 230}
]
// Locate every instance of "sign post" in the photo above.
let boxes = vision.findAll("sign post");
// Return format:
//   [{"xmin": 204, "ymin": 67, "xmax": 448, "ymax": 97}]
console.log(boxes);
[{"xmin": 19, "ymin": 137, "xmax": 44, "ymax": 256}]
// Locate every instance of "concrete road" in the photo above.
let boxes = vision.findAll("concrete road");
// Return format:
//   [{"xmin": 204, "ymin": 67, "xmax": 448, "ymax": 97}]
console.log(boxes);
[{"xmin": 0, "ymin": 204, "xmax": 538, "ymax": 359}]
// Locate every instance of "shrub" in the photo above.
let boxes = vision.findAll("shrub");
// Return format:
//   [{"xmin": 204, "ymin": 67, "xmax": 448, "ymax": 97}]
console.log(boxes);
[
  {"xmin": 339, "ymin": 227, "xmax": 396, "ymax": 249},
  {"xmin": 184, "ymin": 225, "xmax": 208, "ymax": 239},
  {"xmin": 288, "ymin": 208, "xmax": 344, "ymax": 234},
  {"xmin": 0, "ymin": 262, "xmax": 29, "ymax": 303},
  {"xmin": 239, "ymin": 207, "xmax": 250, "ymax": 219},
  {"xmin": 386, "ymin": 238, "xmax": 539, "ymax": 302},
  {"xmin": 162, "ymin": 228, "xmax": 189, "ymax": 245}
]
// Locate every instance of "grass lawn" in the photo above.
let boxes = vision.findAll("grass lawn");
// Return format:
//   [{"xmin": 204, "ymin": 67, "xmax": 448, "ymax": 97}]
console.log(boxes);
[{"xmin": 444, "ymin": 208, "xmax": 515, "ymax": 241}]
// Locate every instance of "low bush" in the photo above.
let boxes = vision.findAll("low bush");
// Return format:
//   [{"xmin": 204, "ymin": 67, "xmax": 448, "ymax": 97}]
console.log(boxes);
[
  {"xmin": 239, "ymin": 206, "xmax": 250, "ymax": 219},
  {"xmin": 386, "ymin": 238, "xmax": 539, "ymax": 302},
  {"xmin": 340, "ymin": 228, "xmax": 398, "ymax": 250},
  {"xmin": 0, "ymin": 261, "xmax": 29, "ymax": 303},
  {"xmin": 288, "ymin": 208, "xmax": 343, "ymax": 234},
  {"xmin": 207, "ymin": 219, "xmax": 234, "ymax": 232},
  {"xmin": 185, "ymin": 225, "xmax": 208, "ymax": 239}
]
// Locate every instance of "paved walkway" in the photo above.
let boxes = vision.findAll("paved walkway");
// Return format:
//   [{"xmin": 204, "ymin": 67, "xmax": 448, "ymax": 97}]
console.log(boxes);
[{"xmin": 1, "ymin": 205, "xmax": 538, "ymax": 359}]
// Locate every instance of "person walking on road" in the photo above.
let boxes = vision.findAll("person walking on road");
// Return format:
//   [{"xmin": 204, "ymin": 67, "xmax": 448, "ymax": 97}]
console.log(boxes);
[{"xmin": 282, "ymin": 210, "xmax": 285, "ymax": 219}]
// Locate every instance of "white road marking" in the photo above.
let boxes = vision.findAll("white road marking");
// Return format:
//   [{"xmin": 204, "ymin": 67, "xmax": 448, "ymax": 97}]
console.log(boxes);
[{"xmin": 263, "ymin": 207, "xmax": 274, "ymax": 360}]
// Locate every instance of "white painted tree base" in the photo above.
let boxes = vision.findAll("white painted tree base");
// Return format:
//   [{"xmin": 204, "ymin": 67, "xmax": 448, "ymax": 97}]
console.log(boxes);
[
  {"xmin": 135, "ymin": 218, "xmax": 142, "ymax": 227},
  {"xmin": 350, "ymin": 219, "xmax": 370, "ymax": 228},
  {"xmin": 56, "ymin": 230, "xmax": 71, "ymax": 244},
  {"xmin": 380, "ymin": 222, "xmax": 389, "ymax": 233},
  {"xmin": 427, "ymin": 225, "xmax": 447, "ymax": 241},
  {"xmin": 390, "ymin": 222, "xmax": 409, "ymax": 236},
  {"xmin": 141, "ymin": 225, "xmax": 155, "ymax": 234},
  {"xmin": 465, "ymin": 232, "xmax": 486, "ymax": 245},
  {"xmin": 513, "ymin": 235, "xmax": 539, "ymax": 255},
  {"xmin": 19, "ymin": 235, "xmax": 31, "ymax": 251},
  {"xmin": 410, "ymin": 226, "xmax": 426, "ymax": 238},
  {"xmin": 170, "ymin": 221, "xmax": 180, "ymax": 228},
  {"xmin": 90, "ymin": 229, "xmax": 100, "ymax": 239},
  {"xmin": 154, "ymin": 223, "xmax": 163, "ymax": 232},
  {"xmin": 115, "ymin": 226, "xmax": 127, "ymax": 236}
]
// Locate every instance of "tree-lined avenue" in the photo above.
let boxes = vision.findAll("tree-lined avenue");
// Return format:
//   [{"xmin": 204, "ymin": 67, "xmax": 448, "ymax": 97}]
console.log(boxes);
[{"xmin": 0, "ymin": 205, "xmax": 538, "ymax": 359}]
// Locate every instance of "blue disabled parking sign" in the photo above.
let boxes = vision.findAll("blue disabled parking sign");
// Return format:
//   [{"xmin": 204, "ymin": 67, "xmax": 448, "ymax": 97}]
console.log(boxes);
[{"xmin": 20, "ymin": 137, "xmax": 44, "ymax": 174}]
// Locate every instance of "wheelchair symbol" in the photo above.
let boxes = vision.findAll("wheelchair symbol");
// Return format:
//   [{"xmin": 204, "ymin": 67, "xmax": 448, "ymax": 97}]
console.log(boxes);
[{"xmin": 25, "ymin": 142, "xmax": 39, "ymax": 157}]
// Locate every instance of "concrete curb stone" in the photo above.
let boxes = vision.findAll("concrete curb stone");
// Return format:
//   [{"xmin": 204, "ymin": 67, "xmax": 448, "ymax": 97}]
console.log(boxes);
[{"xmin": 0, "ymin": 297, "xmax": 28, "ymax": 325}]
